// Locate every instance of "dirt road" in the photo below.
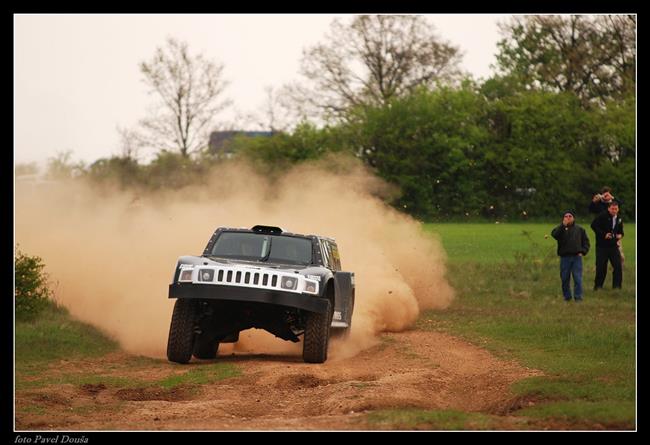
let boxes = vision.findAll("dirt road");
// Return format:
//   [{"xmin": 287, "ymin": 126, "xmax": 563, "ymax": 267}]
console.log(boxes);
[{"xmin": 16, "ymin": 330, "xmax": 543, "ymax": 431}]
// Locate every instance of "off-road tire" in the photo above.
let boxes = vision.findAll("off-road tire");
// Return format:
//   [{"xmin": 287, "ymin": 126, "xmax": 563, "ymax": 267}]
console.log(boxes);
[
  {"xmin": 193, "ymin": 335, "xmax": 220, "ymax": 360},
  {"xmin": 167, "ymin": 299, "xmax": 199, "ymax": 364},
  {"xmin": 303, "ymin": 300, "xmax": 332, "ymax": 363}
]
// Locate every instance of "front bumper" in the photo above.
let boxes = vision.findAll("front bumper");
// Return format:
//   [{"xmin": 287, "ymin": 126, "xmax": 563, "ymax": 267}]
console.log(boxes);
[{"xmin": 168, "ymin": 283, "xmax": 329, "ymax": 314}]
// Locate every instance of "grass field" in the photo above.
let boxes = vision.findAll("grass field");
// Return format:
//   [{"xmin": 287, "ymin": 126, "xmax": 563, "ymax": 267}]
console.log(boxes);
[
  {"xmin": 15, "ymin": 303, "xmax": 119, "ymax": 378},
  {"xmin": 423, "ymin": 222, "xmax": 636, "ymax": 265},
  {"xmin": 403, "ymin": 222, "xmax": 637, "ymax": 429}
]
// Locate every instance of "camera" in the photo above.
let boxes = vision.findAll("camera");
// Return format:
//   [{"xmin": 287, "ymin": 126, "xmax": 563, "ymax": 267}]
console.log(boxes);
[{"xmin": 595, "ymin": 194, "xmax": 603, "ymax": 201}]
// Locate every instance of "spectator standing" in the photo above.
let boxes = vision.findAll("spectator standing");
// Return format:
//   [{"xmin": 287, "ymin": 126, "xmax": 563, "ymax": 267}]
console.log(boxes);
[
  {"xmin": 551, "ymin": 210, "xmax": 590, "ymax": 302},
  {"xmin": 591, "ymin": 201, "xmax": 625, "ymax": 290},
  {"xmin": 589, "ymin": 186, "xmax": 625, "ymax": 265}
]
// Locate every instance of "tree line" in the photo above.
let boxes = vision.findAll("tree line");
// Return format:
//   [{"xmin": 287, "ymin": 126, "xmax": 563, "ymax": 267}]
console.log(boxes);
[{"xmin": 19, "ymin": 15, "xmax": 635, "ymax": 221}]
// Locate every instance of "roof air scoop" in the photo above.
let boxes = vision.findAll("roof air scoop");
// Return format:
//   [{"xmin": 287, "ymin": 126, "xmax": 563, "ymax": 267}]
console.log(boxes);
[{"xmin": 251, "ymin": 225, "xmax": 284, "ymax": 234}]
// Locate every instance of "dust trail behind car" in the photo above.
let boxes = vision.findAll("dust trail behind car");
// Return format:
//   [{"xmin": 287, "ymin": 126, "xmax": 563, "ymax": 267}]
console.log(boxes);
[{"xmin": 15, "ymin": 157, "xmax": 455, "ymax": 359}]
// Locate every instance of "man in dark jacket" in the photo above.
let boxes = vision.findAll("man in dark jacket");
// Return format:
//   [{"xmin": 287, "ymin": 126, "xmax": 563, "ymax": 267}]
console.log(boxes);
[
  {"xmin": 551, "ymin": 210, "xmax": 590, "ymax": 301},
  {"xmin": 589, "ymin": 186, "xmax": 625, "ymax": 265},
  {"xmin": 591, "ymin": 200, "xmax": 625, "ymax": 290}
]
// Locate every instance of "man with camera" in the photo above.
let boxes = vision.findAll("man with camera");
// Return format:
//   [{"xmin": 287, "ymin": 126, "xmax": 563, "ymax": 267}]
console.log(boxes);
[
  {"xmin": 589, "ymin": 186, "xmax": 616, "ymax": 215},
  {"xmin": 551, "ymin": 210, "xmax": 590, "ymax": 302},
  {"xmin": 589, "ymin": 186, "xmax": 625, "ymax": 265},
  {"xmin": 590, "ymin": 200, "xmax": 625, "ymax": 290}
]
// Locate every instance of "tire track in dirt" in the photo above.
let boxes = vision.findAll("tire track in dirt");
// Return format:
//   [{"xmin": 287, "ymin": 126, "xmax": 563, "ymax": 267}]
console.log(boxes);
[{"xmin": 15, "ymin": 330, "xmax": 542, "ymax": 430}]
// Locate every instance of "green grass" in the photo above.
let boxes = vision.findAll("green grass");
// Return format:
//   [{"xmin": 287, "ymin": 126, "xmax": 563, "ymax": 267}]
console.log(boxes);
[
  {"xmin": 412, "ymin": 222, "xmax": 637, "ymax": 429},
  {"xmin": 424, "ymin": 222, "xmax": 636, "ymax": 264},
  {"xmin": 17, "ymin": 363, "xmax": 240, "ymax": 391},
  {"xmin": 516, "ymin": 400, "xmax": 636, "ymax": 425},
  {"xmin": 367, "ymin": 408, "xmax": 498, "ymax": 430},
  {"xmin": 157, "ymin": 363, "xmax": 241, "ymax": 388},
  {"xmin": 15, "ymin": 301, "xmax": 241, "ymax": 392},
  {"xmin": 15, "ymin": 302, "xmax": 119, "ymax": 377}
]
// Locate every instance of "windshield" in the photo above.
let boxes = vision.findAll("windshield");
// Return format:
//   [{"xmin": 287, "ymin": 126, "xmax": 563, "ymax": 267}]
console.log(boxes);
[{"xmin": 210, "ymin": 232, "xmax": 313, "ymax": 265}]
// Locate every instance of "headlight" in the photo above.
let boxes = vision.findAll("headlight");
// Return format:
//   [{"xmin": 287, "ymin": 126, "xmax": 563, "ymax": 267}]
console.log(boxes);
[
  {"xmin": 280, "ymin": 277, "xmax": 298, "ymax": 290},
  {"xmin": 198, "ymin": 269, "xmax": 215, "ymax": 282},
  {"xmin": 179, "ymin": 268, "xmax": 193, "ymax": 282},
  {"xmin": 303, "ymin": 279, "xmax": 319, "ymax": 295}
]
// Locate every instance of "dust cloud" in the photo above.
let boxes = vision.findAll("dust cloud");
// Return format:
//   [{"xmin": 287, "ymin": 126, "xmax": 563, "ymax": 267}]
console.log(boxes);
[{"xmin": 15, "ymin": 157, "xmax": 455, "ymax": 359}]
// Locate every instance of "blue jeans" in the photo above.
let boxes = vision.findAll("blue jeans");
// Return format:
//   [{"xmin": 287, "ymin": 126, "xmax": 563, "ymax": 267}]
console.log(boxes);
[{"xmin": 560, "ymin": 255, "xmax": 583, "ymax": 300}]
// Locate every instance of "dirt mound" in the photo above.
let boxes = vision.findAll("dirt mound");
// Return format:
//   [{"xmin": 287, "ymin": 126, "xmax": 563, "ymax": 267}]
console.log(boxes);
[
  {"xmin": 114, "ymin": 386, "xmax": 195, "ymax": 402},
  {"xmin": 79, "ymin": 383, "xmax": 107, "ymax": 396},
  {"xmin": 30, "ymin": 392, "xmax": 72, "ymax": 407},
  {"xmin": 274, "ymin": 374, "xmax": 335, "ymax": 389}
]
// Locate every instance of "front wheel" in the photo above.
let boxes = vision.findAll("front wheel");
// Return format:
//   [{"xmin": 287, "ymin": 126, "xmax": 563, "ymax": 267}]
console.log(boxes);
[
  {"xmin": 302, "ymin": 300, "xmax": 332, "ymax": 363},
  {"xmin": 167, "ymin": 299, "xmax": 199, "ymax": 364}
]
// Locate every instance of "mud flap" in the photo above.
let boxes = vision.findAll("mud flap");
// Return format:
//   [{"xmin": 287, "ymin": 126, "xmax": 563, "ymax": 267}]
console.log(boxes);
[{"xmin": 333, "ymin": 272, "xmax": 355, "ymax": 327}]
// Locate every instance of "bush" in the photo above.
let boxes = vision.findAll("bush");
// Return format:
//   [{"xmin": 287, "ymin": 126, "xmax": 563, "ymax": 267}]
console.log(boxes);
[{"xmin": 15, "ymin": 248, "xmax": 53, "ymax": 321}]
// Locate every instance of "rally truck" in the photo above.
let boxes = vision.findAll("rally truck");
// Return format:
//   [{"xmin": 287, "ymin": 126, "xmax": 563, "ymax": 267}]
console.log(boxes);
[{"xmin": 166, "ymin": 225, "xmax": 355, "ymax": 364}]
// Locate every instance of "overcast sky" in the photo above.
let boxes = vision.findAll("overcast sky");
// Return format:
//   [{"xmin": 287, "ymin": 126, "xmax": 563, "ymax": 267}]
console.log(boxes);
[{"xmin": 14, "ymin": 14, "xmax": 511, "ymax": 167}]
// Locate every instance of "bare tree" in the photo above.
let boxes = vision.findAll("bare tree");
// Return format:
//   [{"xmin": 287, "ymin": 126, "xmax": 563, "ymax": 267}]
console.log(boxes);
[
  {"xmin": 138, "ymin": 38, "xmax": 231, "ymax": 157},
  {"xmin": 258, "ymin": 86, "xmax": 281, "ymax": 132},
  {"xmin": 251, "ymin": 86, "xmax": 299, "ymax": 132},
  {"xmin": 116, "ymin": 125, "xmax": 142, "ymax": 161},
  {"xmin": 286, "ymin": 15, "xmax": 463, "ymax": 120},
  {"xmin": 45, "ymin": 151, "xmax": 85, "ymax": 180},
  {"xmin": 233, "ymin": 86, "xmax": 300, "ymax": 133}
]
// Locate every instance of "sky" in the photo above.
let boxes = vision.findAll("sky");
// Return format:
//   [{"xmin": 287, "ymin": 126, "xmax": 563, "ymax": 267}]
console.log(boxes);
[{"xmin": 14, "ymin": 14, "xmax": 511, "ymax": 167}]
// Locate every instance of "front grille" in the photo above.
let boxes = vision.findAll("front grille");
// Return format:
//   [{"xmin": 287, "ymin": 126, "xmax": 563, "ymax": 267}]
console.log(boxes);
[{"xmin": 195, "ymin": 264, "xmax": 304, "ymax": 294}]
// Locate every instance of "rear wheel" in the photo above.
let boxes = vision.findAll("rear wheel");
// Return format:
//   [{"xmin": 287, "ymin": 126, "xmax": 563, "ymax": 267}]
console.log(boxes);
[
  {"xmin": 167, "ymin": 299, "xmax": 199, "ymax": 364},
  {"xmin": 193, "ymin": 334, "xmax": 220, "ymax": 360},
  {"xmin": 303, "ymin": 300, "xmax": 332, "ymax": 363}
]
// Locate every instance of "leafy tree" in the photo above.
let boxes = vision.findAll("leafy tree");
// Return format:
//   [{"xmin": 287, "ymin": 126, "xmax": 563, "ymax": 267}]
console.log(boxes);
[
  {"xmin": 233, "ymin": 122, "xmax": 351, "ymax": 174},
  {"xmin": 137, "ymin": 37, "xmax": 231, "ymax": 157},
  {"xmin": 341, "ymin": 80, "xmax": 635, "ymax": 221},
  {"xmin": 482, "ymin": 91, "xmax": 592, "ymax": 218},
  {"xmin": 85, "ymin": 156, "xmax": 142, "ymax": 188},
  {"xmin": 15, "ymin": 248, "xmax": 53, "ymax": 321},
  {"xmin": 496, "ymin": 15, "xmax": 636, "ymax": 106},
  {"xmin": 141, "ymin": 150, "xmax": 210, "ymax": 189},
  {"xmin": 347, "ymin": 84, "xmax": 491, "ymax": 219},
  {"xmin": 285, "ymin": 15, "xmax": 463, "ymax": 121},
  {"xmin": 15, "ymin": 162, "xmax": 39, "ymax": 177},
  {"xmin": 585, "ymin": 93, "xmax": 636, "ymax": 220}
]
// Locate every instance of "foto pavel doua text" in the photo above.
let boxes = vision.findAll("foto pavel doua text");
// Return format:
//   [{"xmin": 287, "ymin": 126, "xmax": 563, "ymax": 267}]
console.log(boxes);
[{"xmin": 15, "ymin": 436, "xmax": 88, "ymax": 444}]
